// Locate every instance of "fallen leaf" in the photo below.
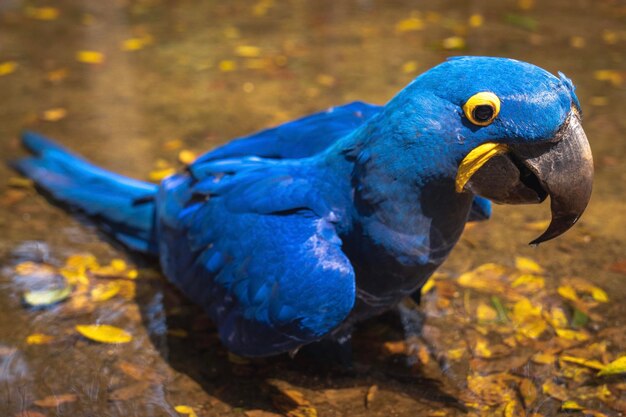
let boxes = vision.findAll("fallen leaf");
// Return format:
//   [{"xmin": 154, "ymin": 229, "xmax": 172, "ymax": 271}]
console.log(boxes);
[
  {"xmin": 542, "ymin": 380, "xmax": 568, "ymax": 401},
  {"xmin": 555, "ymin": 329, "xmax": 589, "ymax": 342},
  {"xmin": 117, "ymin": 360, "xmax": 165, "ymax": 383},
  {"xmin": 514, "ymin": 256, "xmax": 544, "ymax": 273},
  {"xmin": 26, "ymin": 333, "xmax": 54, "ymax": 345},
  {"xmin": 75, "ymin": 324, "xmax": 132, "ymax": 344},
  {"xmin": 121, "ymin": 35, "xmax": 152, "ymax": 51},
  {"xmin": 442, "ymin": 36, "xmax": 465, "ymax": 50},
  {"xmin": 178, "ymin": 150, "xmax": 197, "ymax": 165},
  {"xmin": 25, "ymin": 6, "xmax": 59, "ymax": 20},
  {"xmin": 597, "ymin": 356, "xmax": 626, "ymax": 376},
  {"xmin": 46, "ymin": 68, "xmax": 69, "ymax": 82},
  {"xmin": 0, "ymin": 61, "xmax": 17, "ymax": 76},
  {"xmin": 42, "ymin": 108, "xmax": 67, "ymax": 122},
  {"xmin": 76, "ymin": 50, "xmax": 105, "ymax": 64},
  {"xmin": 34, "ymin": 394, "xmax": 77, "ymax": 407},
  {"xmin": 561, "ymin": 400, "xmax": 583, "ymax": 411},
  {"xmin": 531, "ymin": 352, "xmax": 555, "ymax": 365},
  {"xmin": 519, "ymin": 378, "xmax": 538, "ymax": 408},
  {"xmin": 91, "ymin": 281, "xmax": 121, "ymax": 301},
  {"xmin": 503, "ymin": 400, "xmax": 524, "ymax": 417},
  {"xmin": 23, "ymin": 286, "xmax": 72, "ymax": 307},
  {"xmin": 395, "ymin": 17, "xmax": 424, "ymax": 32},
  {"xmin": 365, "ymin": 385, "xmax": 378, "ymax": 408},
  {"xmin": 148, "ymin": 168, "xmax": 176, "ymax": 182},
  {"xmin": 109, "ymin": 382, "xmax": 151, "ymax": 401},
  {"xmin": 476, "ymin": 301, "xmax": 498, "ymax": 321},
  {"xmin": 218, "ymin": 60, "xmax": 237, "ymax": 72},
  {"xmin": 469, "ymin": 14, "xmax": 484, "ymax": 28},
  {"xmin": 235, "ymin": 45, "xmax": 261, "ymax": 58},
  {"xmin": 245, "ymin": 411, "xmax": 283, "ymax": 417},
  {"xmin": 560, "ymin": 355, "xmax": 605, "ymax": 371}
]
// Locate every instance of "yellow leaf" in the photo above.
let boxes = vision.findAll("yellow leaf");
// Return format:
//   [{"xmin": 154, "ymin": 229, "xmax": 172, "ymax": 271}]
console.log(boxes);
[
  {"xmin": 447, "ymin": 347, "xmax": 465, "ymax": 360},
  {"xmin": 76, "ymin": 50, "xmax": 105, "ymax": 64},
  {"xmin": 148, "ymin": 168, "xmax": 176, "ymax": 182},
  {"xmin": 442, "ymin": 36, "xmax": 466, "ymax": 50},
  {"xmin": 25, "ymin": 6, "xmax": 59, "ymax": 20},
  {"xmin": 91, "ymin": 281, "xmax": 121, "ymax": 302},
  {"xmin": 594, "ymin": 70, "xmax": 623, "ymax": 87},
  {"xmin": 510, "ymin": 298, "xmax": 547, "ymax": 339},
  {"xmin": 570, "ymin": 36, "xmax": 586, "ymax": 49},
  {"xmin": 468, "ymin": 14, "xmax": 484, "ymax": 28},
  {"xmin": 178, "ymin": 150, "xmax": 197, "ymax": 165},
  {"xmin": 26, "ymin": 333, "xmax": 54, "ymax": 345},
  {"xmin": 597, "ymin": 356, "xmax": 626, "ymax": 376},
  {"xmin": 219, "ymin": 60, "xmax": 237, "ymax": 72},
  {"xmin": 235, "ymin": 45, "xmax": 261, "ymax": 58},
  {"xmin": 116, "ymin": 280, "xmax": 136, "ymax": 300},
  {"xmin": 0, "ymin": 61, "xmax": 17, "ymax": 76},
  {"xmin": 602, "ymin": 30, "xmax": 618, "ymax": 45},
  {"xmin": 66, "ymin": 253, "xmax": 99, "ymax": 269},
  {"xmin": 561, "ymin": 401, "xmax": 583, "ymax": 411},
  {"xmin": 473, "ymin": 338, "xmax": 492, "ymax": 358},
  {"xmin": 542, "ymin": 380, "xmax": 567, "ymax": 401},
  {"xmin": 514, "ymin": 256, "xmax": 544, "ymax": 273},
  {"xmin": 457, "ymin": 263, "xmax": 509, "ymax": 294},
  {"xmin": 555, "ymin": 329, "xmax": 589, "ymax": 341},
  {"xmin": 476, "ymin": 302, "xmax": 497, "ymax": 321},
  {"xmin": 395, "ymin": 17, "xmax": 424, "ymax": 32},
  {"xmin": 121, "ymin": 36, "xmax": 152, "ymax": 51},
  {"xmin": 24, "ymin": 286, "xmax": 72, "ymax": 307},
  {"xmin": 42, "ymin": 107, "xmax": 67, "ymax": 122},
  {"xmin": 557, "ymin": 285, "xmax": 578, "ymax": 302},
  {"xmin": 175, "ymin": 405, "xmax": 198, "ymax": 417},
  {"xmin": 46, "ymin": 68, "xmax": 69, "ymax": 82},
  {"xmin": 163, "ymin": 139, "xmax": 183, "ymax": 150},
  {"xmin": 518, "ymin": 0, "xmax": 534, "ymax": 10},
  {"xmin": 75, "ymin": 324, "xmax": 132, "ymax": 344},
  {"xmin": 316, "ymin": 74, "xmax": 336, "ymax": 87},
  {"xmin": 590, "ymin": 287, "xmax": 608, "ymax": 303},
  {"xmin": 545, "ymin": 306, "xmax": 568, "ymax": 329},
  {"xmin": 504, "ymin": 400, "xmax": 524, "ymax": 417},
  {"xmin": 401, "ymin": 60, "xmax": 418, "ymax": 74},
  {"xmin": 531, "ymin": 352, "xmax": 555, "ymax": 364},
  {"xmin": 511, "ymin": 274, "xmax": 545, "ymax": 292},
  {"xmin": 560, "ymin": 355, "xmax": 605, "ymax": 371}
]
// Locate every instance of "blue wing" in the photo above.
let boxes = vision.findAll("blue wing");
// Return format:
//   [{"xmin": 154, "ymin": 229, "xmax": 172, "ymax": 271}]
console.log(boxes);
[
  {"xmin": 193, "ymin": 101, "xmax": 382, "ymax": 164},
  {"xmin": 156, "ymin": 160, "xmax": 355, "ymax": 356}
]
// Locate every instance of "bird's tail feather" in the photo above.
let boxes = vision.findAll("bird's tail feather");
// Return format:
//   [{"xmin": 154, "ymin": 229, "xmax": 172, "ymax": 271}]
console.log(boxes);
[{"xmin": 13, "ymin": 132, "xmax": 159, "ymax": 254}]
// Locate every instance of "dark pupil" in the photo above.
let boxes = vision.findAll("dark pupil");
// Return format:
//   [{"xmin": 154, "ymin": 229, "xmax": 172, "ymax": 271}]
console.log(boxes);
[{"xmin": 473, "ymin": 105, "xmax": 494, "ymax": 122}]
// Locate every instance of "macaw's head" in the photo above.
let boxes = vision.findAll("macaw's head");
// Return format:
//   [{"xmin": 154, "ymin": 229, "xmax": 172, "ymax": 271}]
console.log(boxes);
[{"xmin": 384, "ymin": 56, "xmax": 593, "ymax": 244}]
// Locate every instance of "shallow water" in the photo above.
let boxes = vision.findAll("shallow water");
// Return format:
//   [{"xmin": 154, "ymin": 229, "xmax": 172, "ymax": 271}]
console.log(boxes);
[{"xmin": 0, "ymin": 0, "xmax": 625, "ymax": 416}]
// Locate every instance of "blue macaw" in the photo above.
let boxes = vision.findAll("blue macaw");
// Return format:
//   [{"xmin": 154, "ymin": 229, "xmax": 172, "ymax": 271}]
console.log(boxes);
[{"xmin": 15, "ymin": 57, "xmax": 593, "ymax": 357}]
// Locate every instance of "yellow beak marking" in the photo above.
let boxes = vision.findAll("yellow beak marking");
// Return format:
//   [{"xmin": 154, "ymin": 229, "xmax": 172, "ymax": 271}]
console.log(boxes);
[{"xmin": 455, "ymin": 143, "xmax": 509, "ymax": 192}]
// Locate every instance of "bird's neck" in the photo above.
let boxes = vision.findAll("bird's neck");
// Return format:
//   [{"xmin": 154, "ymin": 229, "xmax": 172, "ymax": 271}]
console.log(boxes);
[{"xmin": 320, "ymin": 115, "xmax": 473, "ymax": 268}]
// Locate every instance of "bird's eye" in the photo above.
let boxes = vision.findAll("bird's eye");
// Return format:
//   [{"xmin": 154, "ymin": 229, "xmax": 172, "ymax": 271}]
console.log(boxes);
[{"xmin": 463, "ymin": 92, "xmax": 500, "ymax": 126}]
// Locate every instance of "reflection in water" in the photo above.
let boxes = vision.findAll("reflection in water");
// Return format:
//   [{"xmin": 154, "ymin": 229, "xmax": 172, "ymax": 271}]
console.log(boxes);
[{"xmin": 0, "ymin": 0, "xmax": 625, "ymax": 416}]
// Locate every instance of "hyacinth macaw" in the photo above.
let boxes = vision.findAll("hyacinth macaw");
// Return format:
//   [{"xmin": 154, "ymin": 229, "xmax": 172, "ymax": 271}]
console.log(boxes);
[{"xmin": 15, "ymin": 57, "xmax": 593, "ymax": 357}]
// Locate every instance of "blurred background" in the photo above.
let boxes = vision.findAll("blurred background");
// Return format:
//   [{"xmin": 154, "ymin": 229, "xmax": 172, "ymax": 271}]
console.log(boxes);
[{"xmin": 0, "ymin": 1, "xmax": 624, "ymax": 416}]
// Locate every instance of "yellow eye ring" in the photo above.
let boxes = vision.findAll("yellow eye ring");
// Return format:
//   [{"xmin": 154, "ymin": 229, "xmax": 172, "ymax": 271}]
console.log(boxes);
[{"xmin": 463, "ymin": 92, "xmax": 501, "ymax": 126}]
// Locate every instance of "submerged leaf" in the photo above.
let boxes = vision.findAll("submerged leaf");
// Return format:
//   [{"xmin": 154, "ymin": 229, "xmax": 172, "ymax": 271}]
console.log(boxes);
[
  {"xmin": 597, "ymin": 356, "xmax": 626, "ymax": 376},
  {"xmin": 26, "ymin": 333, "xmax": 54, "ymax": 345},
  {"xmin": 91, "ymin": 281, "xmax": 121, "ymax": 301},
  {"xmin": 23, "ymin": 286, "xmax": 72, "ymax": 307},
  {"xmin": 514, "ymin": 256, "xmax": 544, "ymax": 274},
  {"xmin": 0, "ymin": 61, "xmax": 18, "ymax": 76},
  {"xmin": 175, "ymin": 405, "xmax": 198, "ymax": 417},
  {"xmin": 34, "ymin": 394, "xmax": 77, "ymax": 407},
  {"xmin": 76, "ymin": 50, "xmax": 105, "ymax": 64},
  {"xmin": 76, "ymin": 324, "xmax": 132, "ymax": 344}
]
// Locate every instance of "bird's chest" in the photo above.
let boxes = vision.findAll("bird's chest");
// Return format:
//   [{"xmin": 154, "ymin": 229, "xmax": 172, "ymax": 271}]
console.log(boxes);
[{"xmin": 341, "ymin": 193, "xmax": 471, "ymax": 315}]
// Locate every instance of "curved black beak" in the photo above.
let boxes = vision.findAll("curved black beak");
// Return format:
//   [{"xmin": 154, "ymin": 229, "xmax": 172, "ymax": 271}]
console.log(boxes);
[
  {"xmin": 515, "ymin": 111, "xmax": 593, "ymax": 244},
  {"xmin": 461, "ymin": 110, "xmax": 593, "ymax": 244}
]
